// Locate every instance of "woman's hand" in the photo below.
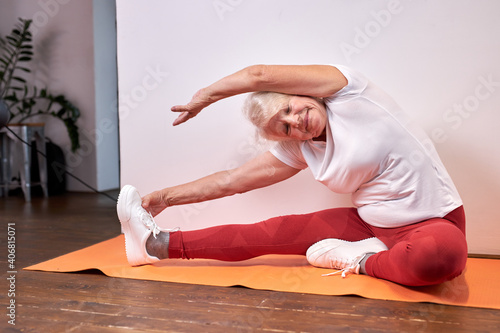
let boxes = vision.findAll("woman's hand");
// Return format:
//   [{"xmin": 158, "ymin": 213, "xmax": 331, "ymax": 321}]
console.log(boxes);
[
  {"xmin": 171, "ymin": 88, "xmax": 212, "ymax": 126},
  {"xmin": 141, "ymin": 190, "xmax": 170, "ymax": 217}
]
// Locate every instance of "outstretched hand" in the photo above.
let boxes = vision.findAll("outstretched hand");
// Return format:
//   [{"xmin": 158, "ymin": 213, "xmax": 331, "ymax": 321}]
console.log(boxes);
[
  {"xmin": 141, "ymin": 190, "xmax": 170, "ymax": 217},
  {"xmin": 171, "ymin": 89, "xmax": 211, "ymax": 126}
]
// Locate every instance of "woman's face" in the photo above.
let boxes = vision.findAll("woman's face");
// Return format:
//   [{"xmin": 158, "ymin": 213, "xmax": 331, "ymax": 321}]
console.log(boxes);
[{"xmin": 264, "ymin": 96, "xmax": 327, "ymax": 141}]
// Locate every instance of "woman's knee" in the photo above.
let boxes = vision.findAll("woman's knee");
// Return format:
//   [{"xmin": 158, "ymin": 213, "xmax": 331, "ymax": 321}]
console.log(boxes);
[{"xmin": 407, "ymin": 223, "xmax": 468, "ymax": 285}]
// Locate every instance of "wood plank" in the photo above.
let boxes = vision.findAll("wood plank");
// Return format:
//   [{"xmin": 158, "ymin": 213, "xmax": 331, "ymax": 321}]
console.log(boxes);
[
  {"xmin": 1, "ymin": 192, "xmax": 499, "ymax": 332},
  {"xmin": 17, "ymin": 270, "xmax": 500, "ymax": 332}
]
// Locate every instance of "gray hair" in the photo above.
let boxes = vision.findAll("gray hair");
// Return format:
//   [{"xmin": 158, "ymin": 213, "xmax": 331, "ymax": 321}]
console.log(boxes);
[{"xmin": 242, "ymin": 91, "xmax": 292, "ymax": 141}]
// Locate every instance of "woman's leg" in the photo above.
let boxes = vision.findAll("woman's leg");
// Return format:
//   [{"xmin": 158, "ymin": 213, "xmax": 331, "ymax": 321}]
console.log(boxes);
[
  {"xmin": 167, "ymin": 207, "xmax": 376, "ymax": 261},
  {"xmin": 365, "ymin": 207, "xmax": 467, "ymax": 286}
]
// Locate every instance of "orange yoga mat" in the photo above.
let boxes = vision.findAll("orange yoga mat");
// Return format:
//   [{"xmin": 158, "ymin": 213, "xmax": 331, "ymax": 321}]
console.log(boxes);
[{"xmin": 25, "ymin": 235, "xmax": 500, "ymax": 310}]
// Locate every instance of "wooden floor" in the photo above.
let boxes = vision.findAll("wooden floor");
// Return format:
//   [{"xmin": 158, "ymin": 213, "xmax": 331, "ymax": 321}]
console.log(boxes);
[{"xmin": 1, "ymin": 191, "xmax": 500, "ymax": 332}]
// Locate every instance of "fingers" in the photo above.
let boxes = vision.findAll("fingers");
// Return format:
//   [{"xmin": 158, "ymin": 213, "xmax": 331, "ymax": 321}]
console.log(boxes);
[
  {"xmin": 171, "ymin": 103, "xmax": 201, "ymax": 125},
  {"xmin": 171, "ymin": 88, "xmax": 211, "ymax": 125},
  {"xmin": 172, "ymin": 111, "xmax": 191, "ymax": 126},
  {"xmin": 141, "ymin": 190, "xmax": 171, "ymax": 217},
  {"xmin": 171, "ymin": 105, "xmax": 187, "ymax": 112},
  {"xmin": 141, "ymin": 197, "xmax": 161, "ymax": 217},
  {"xmin": 171, "ymin": 101, "xmax": 201, "ymax": 113},
  {"xmin": 141, "ymin": 195, "xmax": 150, "ymax": 209},
  {"xmin": 171, "ymin": 105, "xmax": 192, "ymax": 126}
]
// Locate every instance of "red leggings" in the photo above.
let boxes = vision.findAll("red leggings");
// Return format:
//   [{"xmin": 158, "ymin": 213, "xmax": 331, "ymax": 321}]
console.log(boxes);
[{"xmin": 168, "ymin": 206, "xmax": 467, "ymax": 286}]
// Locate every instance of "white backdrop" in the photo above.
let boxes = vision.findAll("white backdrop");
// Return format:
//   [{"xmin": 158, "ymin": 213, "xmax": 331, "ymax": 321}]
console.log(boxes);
[{"xmin": 116, "ymin": 0, "xmax": 500, "ymax": 255}]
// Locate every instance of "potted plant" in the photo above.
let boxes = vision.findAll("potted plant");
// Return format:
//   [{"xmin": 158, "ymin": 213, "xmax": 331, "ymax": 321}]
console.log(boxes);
[{"xmin": 0, "ymin": 18, "xmax": 80, "ymax": 152}]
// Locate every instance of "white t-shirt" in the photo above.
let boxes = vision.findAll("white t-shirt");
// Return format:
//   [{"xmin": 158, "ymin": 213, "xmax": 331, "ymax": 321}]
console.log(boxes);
[{"xmin": 270, "ymin": 65, "xmax": 462, "ymax": 228}]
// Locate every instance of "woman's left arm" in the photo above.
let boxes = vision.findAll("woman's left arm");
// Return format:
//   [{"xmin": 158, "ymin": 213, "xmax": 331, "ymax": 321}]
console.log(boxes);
[{"xmin": 172, "ymin": 64, "xmax": 347, "ymax": 126}]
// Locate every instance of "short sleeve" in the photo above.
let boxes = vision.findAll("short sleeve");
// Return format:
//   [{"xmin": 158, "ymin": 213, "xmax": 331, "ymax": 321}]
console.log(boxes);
[
  {"xmin": 270, "ymin": 141, "xmax": 309, "ymax": 170},
  {"xmin": 325, "ymin": 65, "xmax": 369, "ymax": 101}
]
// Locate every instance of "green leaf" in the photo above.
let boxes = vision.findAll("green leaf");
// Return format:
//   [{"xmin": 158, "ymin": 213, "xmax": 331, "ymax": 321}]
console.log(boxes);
[
  {"xmin": 3, "ymin": 46, "xmax": 16, "ymax": 57},
  {"xmin": 17, "ymin": 66, "xmax": 31, "ymax": 73},
  {"xmin": 1, "ymin": 17, "xmax": 81, "ymax": 152},
  {"xmin": 5, "ymin": 36, "xmax": 18, "ymax": 43},
  {"xmin": 6, "ymin": 40, "xmax": 19, "ymax": 48},
  {"xmin": 13, "ymin": 76, "xmax": 26, "ymax": 83},
  {"xmin": 3, "ymin": 95, "xmax": 18, "ymax": 102}
]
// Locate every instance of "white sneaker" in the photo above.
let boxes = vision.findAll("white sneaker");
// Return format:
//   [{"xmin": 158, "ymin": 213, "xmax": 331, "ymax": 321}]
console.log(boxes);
[
  {"xmin": 117, "ymin": 185, "xmax": 177, "ymax": 266},
  {"xmin": 306, "ymin": 238, "xmax": 388, "ymax": 278}
]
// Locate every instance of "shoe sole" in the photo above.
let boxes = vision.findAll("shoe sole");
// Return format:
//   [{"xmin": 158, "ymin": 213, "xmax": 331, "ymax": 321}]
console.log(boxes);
[
  {"xmin": 117, "ymin": 185, "xmax": 142, "ymax": 266},
  {"xmin": 117, "ymin": 184, "xmax": 135, "ymax": 223},
  {"xmin": 307, "ymin": 237, "xmax": 388, "ymax": 265}
]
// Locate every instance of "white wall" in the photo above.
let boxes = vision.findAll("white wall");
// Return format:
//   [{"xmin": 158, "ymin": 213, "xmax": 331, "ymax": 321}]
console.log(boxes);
[
  {"xmin": 0, "ymin": 0, "xmax": 119, "ymax": 192},
  {"xmin": 116, "ymin": 0, "xmax": 500, "ymax": 255}
]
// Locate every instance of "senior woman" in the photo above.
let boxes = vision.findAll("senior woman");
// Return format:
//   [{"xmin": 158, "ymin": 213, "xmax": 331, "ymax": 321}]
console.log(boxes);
[{"xmin": 117, "ymin": 64, "xmax": 467, "ymax": 287}]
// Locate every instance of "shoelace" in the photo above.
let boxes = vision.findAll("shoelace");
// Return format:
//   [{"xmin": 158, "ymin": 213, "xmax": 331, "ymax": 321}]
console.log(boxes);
[
  {"xmin": 138, "ymin": 208, "xmax": 179, "ymax": 238},
  {"xmin": 321, "ymin": 254, "xmax": 365, "ymax": 278}
]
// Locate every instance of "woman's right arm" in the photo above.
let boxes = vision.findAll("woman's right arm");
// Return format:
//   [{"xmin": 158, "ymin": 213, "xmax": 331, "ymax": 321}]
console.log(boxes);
[
  {"xmin": 171, "ymin": 64, "xmax": 347, "ymax": 126},
  {"xmin": 142, "ymin": 151, "xmax": 300, "ymax": 217}
]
